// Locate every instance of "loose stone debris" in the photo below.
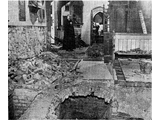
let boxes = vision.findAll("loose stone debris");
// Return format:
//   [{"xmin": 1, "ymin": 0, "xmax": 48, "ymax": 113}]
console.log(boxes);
[
  {"xmin": 86, "ymin": 43, "xmax": 104, "ymax": 58},
  {"xmin": 8, "ymin": 51, "xmax": 82, "ymax": 93}
]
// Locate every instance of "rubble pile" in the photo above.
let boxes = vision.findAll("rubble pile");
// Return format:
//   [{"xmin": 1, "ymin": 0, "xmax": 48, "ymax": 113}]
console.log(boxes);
[
  {"xmin": 57, "ymin": 47, "xmax": 88, "ymax": 59},
  {"xmin": 120, "ymin": 59, "xmax": 152, "ymax": 82},
  {"xmin": 8, "ymin": 52, "xmax": 80, "ymax": 92},
  {"xmin": 86, "ymin": 44, "xmax": 104, "ymax": 58},
  {"xmin": 139, "ymin": 59, "xmax": 152, "ymax": 74}
]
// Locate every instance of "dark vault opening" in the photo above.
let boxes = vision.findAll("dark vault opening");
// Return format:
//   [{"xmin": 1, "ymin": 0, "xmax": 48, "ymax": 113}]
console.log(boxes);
[{"xmin": 55, "ymin": 95, "xmax": 111, "ymax": 120}]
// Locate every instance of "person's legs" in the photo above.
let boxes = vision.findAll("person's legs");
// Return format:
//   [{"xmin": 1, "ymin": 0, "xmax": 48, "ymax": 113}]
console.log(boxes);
[
  {"xmin": 67, "ymin": 37, "xmax": 75, "ymax": 51},
  {"xmin": 62, "ymin": 39, "xmax": 67, "ymax": 50}
]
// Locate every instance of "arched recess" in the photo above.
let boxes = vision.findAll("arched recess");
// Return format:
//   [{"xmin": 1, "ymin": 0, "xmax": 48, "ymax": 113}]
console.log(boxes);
[
  {"xmin": 93, "ymin": 12, "xmax": 103, "ymax": 23},
  {"xmin": 90, "ymin": 6, "xmax": 104, "ymax": 44},
  {"xmin": 92, "ymin": 6, "xmax": 103, "ymax": 18}
]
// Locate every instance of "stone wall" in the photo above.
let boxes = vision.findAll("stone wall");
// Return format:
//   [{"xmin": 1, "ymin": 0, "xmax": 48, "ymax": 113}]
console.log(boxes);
[
  {"xmin": 8, "ymin": 26, "xmax": 47, "ymax": 59},
  {"xmin": 9, "ymin": 93, "xmax": 15, "ymax": 120},
  {"xmin": 18, "ymin": 80, "xmax": 115, "ymax": 120},
  {"xmin": 18, "ymin": 80, "xmax": 151, "ymax": 120},
  {"xmin": 45, "ymin": 80, "xmax": 152, "ymax": 120},
  {"xmin": 114, "ymin": 86, "xmax": 152, "ymax": 120}
]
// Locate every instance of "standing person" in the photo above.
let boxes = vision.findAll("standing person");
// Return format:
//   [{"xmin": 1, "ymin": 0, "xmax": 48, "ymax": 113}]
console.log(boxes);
[
  {"xmin": 63, "ymin": 15, "xmax": 75, "ymax": 51},
  {"xmin": 98, "ymin": 23, "xmax": 103, "ymax": 36},
  {"xmin": 95, "ymin": 23, "xmax": 100, "ymax": 36}
]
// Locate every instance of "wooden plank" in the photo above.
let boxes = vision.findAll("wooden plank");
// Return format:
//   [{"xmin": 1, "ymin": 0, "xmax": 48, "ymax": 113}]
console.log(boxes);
[
  {"xmin": 128, "ymin": 39, "xmax": 132, "ymax": 51},
  {"xmin": 139, "ymin": 39, "xmax": 142, "ymax": 50},
  {"xmin": 131, "ymin": 39, "xmax": 133, "ymax": 50},
  {"xmin": 149, "ymin": 40, "xmax": 152, "ymax": 51},
  {"xmin": 142, "ymin": 40, "xmax": 145, "ymax": 50},
  {"xmin": 131, "ymin": 39, "xmax": 136, "ymax": 50},
  {"xmin": 119, "ymin": 39, "xmax": 123, "ymax": 51},
  {"xmin": 147, "ymin": 40, "xmax": 150, "ymax": 51},
  {"xmin": 121, "ymin": 39, "xmax": 124, "ymax": 51},
  {"xmin": 144, "ymin": 40, "xmax": 148, "ymax": 51},
  {"xmin": 123, "ymin": 39, "xmax": 127, "ymax": 51},
  {"xmin": 135, "ymin": 39, "xmax": 139, "ymax": 49},
  {"xmin": 115, "ymin": 33, "xmax": 151, "ymax": 40},
  {"xmin": 126, "ymin": 39, "xmax": 129, "ymax": 51},
  {"xmin": 115, "ymin": 38, "xmax": 119, "ymax": 51},
  {"xmin": 114, "ymin": 33, "xmax": 151, "ymax": 52},
  {"xmin": 125, "ymin": 39, "xmax": 128, "ymax": 51},
  {"xmin": 116, "ymin": 52, "xmax": 151, "ymax": 56},
  {"xmin": 122, "ymin": 39, "xmax": 124, "ymax": 51}
]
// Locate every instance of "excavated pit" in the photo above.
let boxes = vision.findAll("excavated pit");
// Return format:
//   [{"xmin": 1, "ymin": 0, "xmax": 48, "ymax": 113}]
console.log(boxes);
[{"xmin": 55, "ymin": 95, "xmax": 111, "ymax": 120}]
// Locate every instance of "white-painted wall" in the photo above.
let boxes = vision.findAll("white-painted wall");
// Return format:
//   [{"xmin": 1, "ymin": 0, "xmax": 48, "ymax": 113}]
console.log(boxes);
[
  {"xmin": 8, "ymin": 1, "xmax": 109, "ymax": 43},
  {"xmin": 61, "ymin": 6, "xmax": 69, "ymax": 26},
  {"xmin": 81, "ymin": 1, "xmax": 109, "ymax": 44},
  {"xmin": 58, "ymin": 1, "xmax": 109, "ymax": 44},
  {"xmin": 8, "ymin": 0, "xmax": 46, "ymax": 26}
]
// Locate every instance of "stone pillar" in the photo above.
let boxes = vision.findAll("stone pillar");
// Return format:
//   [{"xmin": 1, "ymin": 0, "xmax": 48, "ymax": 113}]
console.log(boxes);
[
  {"xmin": 104, "ymin": 33, "xmax": 113, "ymax": 63},
  {"xmin": 45, "ymin": 1, "xmax": 52, "ymax": 50},
  {"xmin": 51, "ymin": 1, "xmax": 55, "ymax": 43}
]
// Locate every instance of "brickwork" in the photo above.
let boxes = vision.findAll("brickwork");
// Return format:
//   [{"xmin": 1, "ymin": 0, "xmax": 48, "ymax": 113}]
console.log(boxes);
[
  {"xmin": 45, "ymin": 80, "xmax": 151, "ymax": 120},
  {"xmin": 9, "ymin": 89, "xmax": 38, "ymax": 120},
  {"xmin": 17, "ymin": 79, "xmax": 151, "ymax": 120},
  {"xmin": 9, "ymin": 92, "xmax": 15, "ymax": 120},
  {"xmin": 114, "ymin": 86, "xmax": 151, "ymax": 120}
]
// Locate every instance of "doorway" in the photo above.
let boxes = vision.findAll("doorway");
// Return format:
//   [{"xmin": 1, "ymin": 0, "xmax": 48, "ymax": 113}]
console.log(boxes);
[{"xmin": 91, "ymin": 6, "xmax": 104, "ymax": 45}]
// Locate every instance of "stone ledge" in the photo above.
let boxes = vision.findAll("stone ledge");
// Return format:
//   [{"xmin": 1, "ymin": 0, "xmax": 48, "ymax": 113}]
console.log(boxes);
[{"xmin": 115, "ymin": 80, "xmax": 152, "ymax": 88}]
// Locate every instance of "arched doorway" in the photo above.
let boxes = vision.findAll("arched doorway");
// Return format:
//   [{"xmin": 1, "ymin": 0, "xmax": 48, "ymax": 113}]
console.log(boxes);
[
  {"xmin": 91, "ymin": 6, "xmax": 104, "ymax": 45},
  {"xmin": 55, "ymin": 0, "xmax": 84, "ymax": 45}
]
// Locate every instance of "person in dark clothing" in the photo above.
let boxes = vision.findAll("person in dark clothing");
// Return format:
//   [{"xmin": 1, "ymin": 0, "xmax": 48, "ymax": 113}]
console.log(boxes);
[{"xmin": 63, "ymin": 15, "xmax": 75, "ymax": 51}]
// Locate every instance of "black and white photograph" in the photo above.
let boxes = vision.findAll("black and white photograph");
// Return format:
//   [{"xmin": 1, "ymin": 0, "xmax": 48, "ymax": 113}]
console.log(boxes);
[{"xmin": 8, "ymin": 0, "xmax": 152, "ymax": 120}]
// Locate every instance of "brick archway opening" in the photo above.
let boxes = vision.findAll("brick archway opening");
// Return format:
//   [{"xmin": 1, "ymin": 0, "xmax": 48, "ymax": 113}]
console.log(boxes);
[{"xmin": 55, "ymin": 95, "xmax": 111, "ymax": 119}]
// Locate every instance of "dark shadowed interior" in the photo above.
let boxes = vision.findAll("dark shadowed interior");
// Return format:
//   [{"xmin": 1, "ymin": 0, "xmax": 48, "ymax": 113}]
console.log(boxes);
[{"xmin": 56, "ymin": 95, "xmax": 111, "ymax": 120}]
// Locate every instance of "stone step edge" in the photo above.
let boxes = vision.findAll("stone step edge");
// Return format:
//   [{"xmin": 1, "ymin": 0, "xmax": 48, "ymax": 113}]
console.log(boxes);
[{"xmin": 114, "ymin": 80, "xmax": 151, "ymax": 88}]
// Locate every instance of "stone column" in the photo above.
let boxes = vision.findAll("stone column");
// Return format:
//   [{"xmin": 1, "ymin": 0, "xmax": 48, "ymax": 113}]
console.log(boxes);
[
  {"xmin": 51, "ymin": 0, "xmax": 55, "ymax": 43},
  {"xmin": 45, "ymin": 0, "xmax": 52, "ymax": 50}
]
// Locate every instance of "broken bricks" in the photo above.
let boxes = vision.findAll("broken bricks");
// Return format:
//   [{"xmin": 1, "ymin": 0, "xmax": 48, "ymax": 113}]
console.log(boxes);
[{"xmin": 8, "ymin": 51, "xmax": 80, "ymax": 92}]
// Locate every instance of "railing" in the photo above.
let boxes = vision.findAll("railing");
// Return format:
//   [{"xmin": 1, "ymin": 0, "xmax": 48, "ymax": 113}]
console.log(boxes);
[{"xmin": 114, "ymin": 33, "xmax": 152, "ymax": 52}]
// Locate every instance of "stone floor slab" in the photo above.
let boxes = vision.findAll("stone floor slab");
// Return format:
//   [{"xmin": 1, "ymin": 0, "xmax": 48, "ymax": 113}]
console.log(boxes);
[{"xmin": 77, "ymin": 61, "xmax": 113, "ymax": 80}]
